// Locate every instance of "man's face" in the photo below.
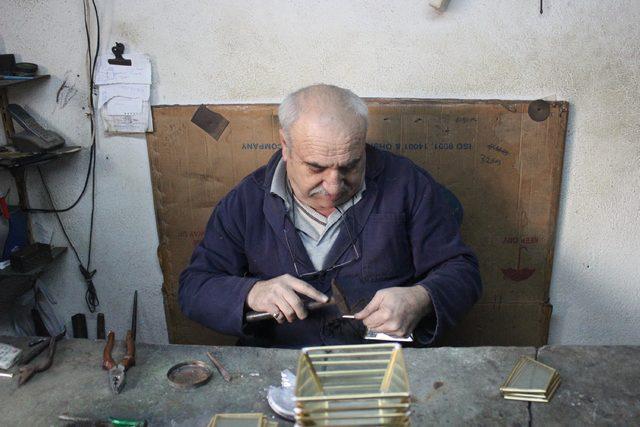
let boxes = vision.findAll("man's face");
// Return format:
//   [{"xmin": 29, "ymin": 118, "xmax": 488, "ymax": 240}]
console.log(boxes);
[{"xmin": 281, "ymin": 113, "xmax": 366, "ymax": 215}]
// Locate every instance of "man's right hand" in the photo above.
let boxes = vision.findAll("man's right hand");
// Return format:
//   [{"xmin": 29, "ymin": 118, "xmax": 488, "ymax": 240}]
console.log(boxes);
[{"xmin": 246, "ymin": 274, "xmax": 329, "ymax": 324}]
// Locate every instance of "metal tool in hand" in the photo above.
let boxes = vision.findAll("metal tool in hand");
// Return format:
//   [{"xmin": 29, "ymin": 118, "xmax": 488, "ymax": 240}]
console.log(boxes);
[
  {"xmin": 102, "ymin": 291, "xmax": 137, "ymax": 394},
  {"xmin": 245, "ymin": 279, "xmax": 352, "ymax": 322}
]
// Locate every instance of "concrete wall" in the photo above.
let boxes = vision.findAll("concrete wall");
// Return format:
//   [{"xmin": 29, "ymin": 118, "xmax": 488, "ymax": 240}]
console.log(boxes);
[{"xmin": 0, "ymin": 0, "xmax": 638, "ymax": 344}]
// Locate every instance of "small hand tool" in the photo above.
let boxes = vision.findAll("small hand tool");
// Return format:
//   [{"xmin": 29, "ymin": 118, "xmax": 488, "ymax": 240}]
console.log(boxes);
[
  {"xmin": 102, "ymin": 291, "xmax": 137, "ymax": 394},
  {"xmin": 206, "ymin": 352, "xmax": 232, "ymax": 382},
  {"xmin": 19, "ymin": 330, "xmax": 65, "ymax": 368},
  {"xmin": 18, "ymin": 336, "xmax": 56, "ymax": 386},
  {"xmin": 59, "ymin": 413, "xmax": 147, "ymax": 426},
  {"xmin": 244, "ymin": 279, "xmax": 351, "ymax": 323},
  {"xmin": 28, "ymin": 338, "xmax": 46, "ymax": 347}
]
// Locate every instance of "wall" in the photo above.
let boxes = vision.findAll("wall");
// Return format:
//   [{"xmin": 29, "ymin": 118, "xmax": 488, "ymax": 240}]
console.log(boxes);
[{"xmin": 0, "ymin": 0, "xmax": 638, "ymax": 344}]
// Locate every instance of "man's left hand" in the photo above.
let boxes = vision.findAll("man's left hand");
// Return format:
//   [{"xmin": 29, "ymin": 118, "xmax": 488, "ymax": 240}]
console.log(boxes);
[{"xmin": 353, "ymin": 286, "xmax": 433, "ymax": 337}]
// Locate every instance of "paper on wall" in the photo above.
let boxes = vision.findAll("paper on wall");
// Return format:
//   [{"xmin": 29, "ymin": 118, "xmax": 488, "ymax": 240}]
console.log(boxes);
[
  {"xmin": 100, "ymin": 101, "xmax": 153, "ymax": 133},
  {"xmin": 95, "ymin": 54, "xmax": 153, "ymax": 133},
  {"xmin": 94, "ymin": 54, "xmax": 152, "ymax": 85},
  {"xmin": 97, "ymin": 83, "xmax": 150, "ymax": 109}
]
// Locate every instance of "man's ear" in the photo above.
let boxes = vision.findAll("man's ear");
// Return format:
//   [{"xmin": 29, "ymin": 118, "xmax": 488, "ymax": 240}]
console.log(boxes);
[{"xmin": 279, "ymin": 129, "xmax": 289, "ymax": 161}]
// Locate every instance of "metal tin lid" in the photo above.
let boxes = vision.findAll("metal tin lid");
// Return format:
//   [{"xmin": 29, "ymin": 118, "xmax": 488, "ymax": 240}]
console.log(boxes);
[{"xmin": 167, "ymin": 360, "xmax": 212, "ymax": 389}]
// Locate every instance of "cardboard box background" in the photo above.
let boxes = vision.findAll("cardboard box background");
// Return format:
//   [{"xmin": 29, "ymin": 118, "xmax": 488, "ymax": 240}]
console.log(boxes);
[{"xmin": 146, "ymin": 99, "xmax": 568, "ymax": 346}]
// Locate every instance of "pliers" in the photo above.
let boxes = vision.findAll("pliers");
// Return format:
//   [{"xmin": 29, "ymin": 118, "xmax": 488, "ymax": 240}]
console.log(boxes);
[
  {"xmin": 102, "ymin": 291, "xmax": 138, "ymax": 394},
  {"xmin": 18, "ymin": 335, "xmax": 57, "ymax": 386},
  {"xmin": 102, "ymin": 330, "xmax": 135, "ymax": 394}
]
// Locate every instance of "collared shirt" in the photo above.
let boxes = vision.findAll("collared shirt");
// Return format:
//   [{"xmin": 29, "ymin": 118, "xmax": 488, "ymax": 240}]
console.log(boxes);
[{"xmin": 270, "ymin": 159, "xmax": 365, "ymax": 270}]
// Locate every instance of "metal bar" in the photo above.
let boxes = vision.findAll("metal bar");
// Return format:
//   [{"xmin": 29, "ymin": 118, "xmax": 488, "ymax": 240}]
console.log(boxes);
[
  {"xmin": 295, "ymin": 392, "xmax": 410, "ymax": 403},
  {"xmin": 312, "ymin": 359, "xmax": 389, "ymax": 366},
  {"xmin": 300, "ymin": 403, "xmax": 410, "ymax": 413},
  {"xmin": 303, "ymin": 343, "xmax": 398, "ymax": 352},
  {"xmin": 322, "ymin": 383, "xmax": 383, "ymax": 390},
  {"xmin": 380, "ymin": 347, "xmax": 399, "ymax": 392},
  {"xmin": 297, "ymin": 412, "xmax": 410, "ymax": 421},
  {"xmin": 316, "ymin": 369, "xmax": 387, "ymax": 377},
  {"xmin": 307, "ymin": 351, "xmax": 393, "ymax": 359}
]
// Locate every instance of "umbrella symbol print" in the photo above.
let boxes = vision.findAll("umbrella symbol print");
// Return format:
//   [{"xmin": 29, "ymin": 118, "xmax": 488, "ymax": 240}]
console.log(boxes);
[{"xmin": 501, "ymin": 246, "xmax": 536, "ymax": 281}]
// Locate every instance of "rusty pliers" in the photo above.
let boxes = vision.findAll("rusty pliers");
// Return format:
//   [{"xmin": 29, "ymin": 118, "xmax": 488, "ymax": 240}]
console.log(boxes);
[
  {"xmin": 102, "ymin": 291, "xmax": 137, "ymax": 394},
  {"xmin": 102, "ymin": 330, "xmax": 135, "ymax": 394}
]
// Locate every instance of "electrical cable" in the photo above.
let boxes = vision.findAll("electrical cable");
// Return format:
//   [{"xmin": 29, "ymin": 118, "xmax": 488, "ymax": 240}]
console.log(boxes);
[{"xmin": 29, "ymin": 0, "xmax": 101, "ymax": 311}]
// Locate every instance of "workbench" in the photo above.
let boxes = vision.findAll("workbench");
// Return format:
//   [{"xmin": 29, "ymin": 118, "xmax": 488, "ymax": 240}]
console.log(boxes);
[{"xmin": 0, "ymin": 337, "xmax": 638, "ymax": 426}]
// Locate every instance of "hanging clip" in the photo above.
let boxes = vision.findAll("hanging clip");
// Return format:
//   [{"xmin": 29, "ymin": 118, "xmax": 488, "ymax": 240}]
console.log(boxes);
[{"xmin": 108, "ymin": 42, "xmax": 132, "ymax": 66}]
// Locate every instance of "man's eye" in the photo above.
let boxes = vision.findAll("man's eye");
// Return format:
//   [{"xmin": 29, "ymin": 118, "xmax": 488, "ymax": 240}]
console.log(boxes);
[
  {"xmin": 309, "ymin": 166, "xmax": 324, "ymax": 173},
  {"xmin": 339, "ymin": 166, "xmax": 355, "ymax": 174}
]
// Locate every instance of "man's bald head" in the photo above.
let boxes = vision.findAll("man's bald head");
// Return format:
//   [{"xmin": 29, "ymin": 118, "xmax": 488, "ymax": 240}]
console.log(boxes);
[
  {"xmin": 278, "ymin": 84, "xmax": 368, "ymax": 144},
  {"xmin": 278, "ymin": 84, "xmax": 368, "ymax": 216}
]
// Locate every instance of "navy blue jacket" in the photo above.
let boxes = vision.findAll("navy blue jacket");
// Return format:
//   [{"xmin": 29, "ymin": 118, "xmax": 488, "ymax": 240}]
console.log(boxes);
[{"xmin": 179, "ymin": 145, "xmax": 481, "ymax": 347}]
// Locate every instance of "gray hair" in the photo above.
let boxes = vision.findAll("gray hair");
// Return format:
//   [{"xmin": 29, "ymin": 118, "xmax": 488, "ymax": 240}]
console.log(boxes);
[{"xmin": 278, "ymin": 84, "xmax": 368, "ymax": 141}]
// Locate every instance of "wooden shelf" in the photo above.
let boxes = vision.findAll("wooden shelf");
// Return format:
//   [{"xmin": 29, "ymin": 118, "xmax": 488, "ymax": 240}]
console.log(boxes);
[
  {"xmin": 0, "ymin": 247, "xmax": 67, "ymax": 304},
  {"xmin": 0, "ymin": 74, "xmax": 50, "ymax": 89},
  {"xmin": 0, "ymin": 145, "xmax": 82, "ymax": 169}
]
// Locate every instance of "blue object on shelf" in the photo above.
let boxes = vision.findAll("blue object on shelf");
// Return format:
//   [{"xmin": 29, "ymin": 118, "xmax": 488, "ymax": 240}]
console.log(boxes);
[{"xmin": 2, "ymin": 206, "xmax": 29, "ymax": 260}]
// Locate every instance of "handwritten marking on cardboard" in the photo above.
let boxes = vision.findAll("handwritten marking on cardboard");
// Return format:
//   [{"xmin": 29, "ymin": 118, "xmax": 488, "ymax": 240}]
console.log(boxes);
[
  {"xmin": 487, "ymin": 144, "xmax": 510, "ymax": 156},
  {"xmin": 503, "ymin": 236, "xmax": 539, "ymax": 245},
  {"xmin": 480, "ymin": 154, "xmax": 501, "ymax": 165}
]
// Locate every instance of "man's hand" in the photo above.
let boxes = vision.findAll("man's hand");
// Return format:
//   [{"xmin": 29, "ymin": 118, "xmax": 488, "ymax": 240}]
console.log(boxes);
[
  {"xmin": 353, "ymin": 286, "xmax": 433, "ymax": 337},
  {"xmin": 246, "ymin": 274, "xmax": 329, "ymax": 324}
]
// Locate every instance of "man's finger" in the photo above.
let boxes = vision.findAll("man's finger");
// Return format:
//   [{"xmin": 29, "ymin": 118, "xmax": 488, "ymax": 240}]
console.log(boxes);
[
  {"xmin": 282, "ymin": 288, "xmax": 308, "ymax": 320},
  {"xmin": 275, "ymin": 299, "xmax": 297, "ymax": 323},
  {"xmin": 288, "ymin": 277, "xmax": 329, "ymax": 303},
  {"xmin": 362, "ymin": 309, "xmax": 388, "ymax": 330},
  {"xmin": 354, "ymin": 293, "xmax": 383, "ymax": 320},
  {"xmin": 266, "ymin": 304, "xmax": 286, "ymax": 324}
]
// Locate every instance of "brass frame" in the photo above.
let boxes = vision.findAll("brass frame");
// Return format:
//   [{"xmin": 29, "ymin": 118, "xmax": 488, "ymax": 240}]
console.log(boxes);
[{"xmin": 294, "ymin": 343, "xmax": 411, "ymax": 426}]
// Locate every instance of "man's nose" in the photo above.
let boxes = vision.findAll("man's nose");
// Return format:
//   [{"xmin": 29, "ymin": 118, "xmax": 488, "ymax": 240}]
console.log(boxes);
[{"xmin": 323, "ymin": 169, "xmax": 342, "ymax": 192}]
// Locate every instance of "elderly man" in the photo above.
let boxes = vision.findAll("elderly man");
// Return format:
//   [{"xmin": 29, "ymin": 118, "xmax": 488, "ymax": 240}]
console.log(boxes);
[{"xmin": 179, "ymin": 84, "xmax": 481, "ymax": 347}]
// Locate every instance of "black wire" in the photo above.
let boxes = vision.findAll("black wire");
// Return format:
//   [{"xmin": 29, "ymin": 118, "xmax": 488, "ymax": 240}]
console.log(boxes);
[
  {"xmin": 37, "ymin": 166, "xmax": 99, "ymax": 311},
  {"xmin": 36, "ymin": 167, "xmax": 82, "ymax": 266},
  {"xmin": 87, "ymin": 0, "xmax": 100, "ymax": 270},
  {"xmin": 29, "ymin": 0, "xmax": 101, "ymax": 312},
  {"xmin": 24, "ymin": 145, "xmax": 94, "ymax": 213},
  {"xmin": 25, "ymin": 0, "xmax": 100, "ymax": 215}
]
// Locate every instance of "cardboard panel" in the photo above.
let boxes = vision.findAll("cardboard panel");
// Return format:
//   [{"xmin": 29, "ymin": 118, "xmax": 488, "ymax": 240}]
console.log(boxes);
[{"xmin": 146, "ymin": 99, "xmax": 568, "ymax": 346}]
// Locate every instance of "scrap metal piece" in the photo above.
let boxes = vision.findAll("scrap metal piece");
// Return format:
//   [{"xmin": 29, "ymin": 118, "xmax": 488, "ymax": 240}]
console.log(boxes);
[
  {"xmin": 331, "ymin": 279, "xmax": 352, "ymax": 316},
  {"xmin": 191, "ymin": 105, "xmax": 229, "ymax": 141},
  {"xmin": 528, "ymin": 100, "xmax": 550, "ymax": 122},
  {"xmin": 206, "ymin": 352, "xmax": 232, "ymax": 382}
]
